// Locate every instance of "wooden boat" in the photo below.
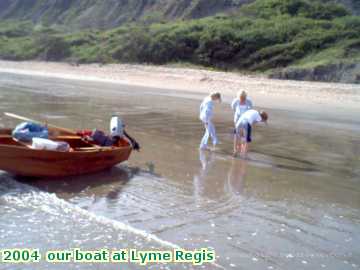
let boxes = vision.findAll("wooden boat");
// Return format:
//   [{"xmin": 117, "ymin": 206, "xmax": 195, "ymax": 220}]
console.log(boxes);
[{"xmin": 0, "ymin": 128, "xmax": 133, "ymax": 178}]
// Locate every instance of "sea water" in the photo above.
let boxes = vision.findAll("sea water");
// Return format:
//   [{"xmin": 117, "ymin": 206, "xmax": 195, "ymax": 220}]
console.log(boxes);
[{"xmin": 0, "ymin": 72, "xmax": 359, "ymax": 270}]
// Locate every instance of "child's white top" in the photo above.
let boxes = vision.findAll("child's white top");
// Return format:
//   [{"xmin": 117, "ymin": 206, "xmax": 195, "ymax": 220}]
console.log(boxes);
[
  {"xmin": 236, "ymin": 109, "xmax": 262, "ymax": 128},
  {"xmin": 231, "ymin": 98, "xmax": 253, "ymax": 123},
  {"xmin": 199, "ymin": 96, "xmax": 214, "ymax": 123}
]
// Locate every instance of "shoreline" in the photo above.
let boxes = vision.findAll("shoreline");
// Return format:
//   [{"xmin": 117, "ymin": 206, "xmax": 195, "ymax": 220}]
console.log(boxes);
[{"xmin": 0, "ymin": 60, "xmax": 359, "ymax": 116}]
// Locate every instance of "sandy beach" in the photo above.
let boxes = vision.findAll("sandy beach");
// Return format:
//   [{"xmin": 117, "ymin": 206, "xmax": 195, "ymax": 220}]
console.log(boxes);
[{"xmin": 0, "ymin": 60, "xmax": 359, "ymax": 116}]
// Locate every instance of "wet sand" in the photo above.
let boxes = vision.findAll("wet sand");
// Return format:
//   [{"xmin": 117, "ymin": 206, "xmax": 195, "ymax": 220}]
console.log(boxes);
[
  {"xmin": 0, "ymin": 60, "xmax": 359, "ymax": 116},
  {"xmin": 0, "ymin": 71, "xmax": 359, "ymax": 270}
]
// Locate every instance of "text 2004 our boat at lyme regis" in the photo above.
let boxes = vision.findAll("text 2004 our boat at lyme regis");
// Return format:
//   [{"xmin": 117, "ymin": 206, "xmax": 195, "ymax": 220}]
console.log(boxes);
[{"xmin": 0, "ymin": 248, "xmax": 216, "ymax": 266}]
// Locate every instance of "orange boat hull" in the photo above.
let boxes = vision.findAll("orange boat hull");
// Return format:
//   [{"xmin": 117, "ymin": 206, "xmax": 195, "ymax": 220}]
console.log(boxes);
[{"xmin": 0, "ymin": 130, "xmax": 132, "ymax": 177}]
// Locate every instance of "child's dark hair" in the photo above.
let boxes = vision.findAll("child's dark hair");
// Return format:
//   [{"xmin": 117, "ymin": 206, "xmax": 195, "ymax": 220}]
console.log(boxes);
[
  {"xmin": 260, "ymin": 111, "xmax": 268, "ymax": 122},
  {"xmin": 210, "ymin": 92, "xmax": 221, "ymax": 101}
]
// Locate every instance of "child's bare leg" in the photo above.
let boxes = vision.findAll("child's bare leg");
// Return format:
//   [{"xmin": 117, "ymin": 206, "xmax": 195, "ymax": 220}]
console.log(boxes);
[
  {"xmin": 233, "ymin": 135, "xmax": 238, "ymax": 154},
  {"xmin": 243, "ymin": 143, "xmax": 248, "ymax": 155},
  {"xmin": 238, "ymin": 129, "xmax": 244, "ymax": 154},
  {"xmin": 233, "ymin": 129, "xmax": 242, "ymax": 156}
]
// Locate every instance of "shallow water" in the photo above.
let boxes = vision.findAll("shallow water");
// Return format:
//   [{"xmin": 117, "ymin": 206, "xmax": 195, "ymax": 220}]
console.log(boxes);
[{"xmin": 0, "ymin": 72, "xmax": 359, "ymax": 270}]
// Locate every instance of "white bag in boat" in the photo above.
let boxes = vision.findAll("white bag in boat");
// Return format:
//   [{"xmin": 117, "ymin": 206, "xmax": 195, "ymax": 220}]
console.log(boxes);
[
  {"xmin": 110, "ymin": 116, "xmax": 124, "ymax": 138},
  {"xmin": 32, "ymin": 138, "xmax": 70, "ymax": 152}
]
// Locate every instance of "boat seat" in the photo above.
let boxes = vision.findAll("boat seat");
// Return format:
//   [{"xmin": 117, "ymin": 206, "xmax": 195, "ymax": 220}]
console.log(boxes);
[{"xmin": 12, "ymin": 138, "xmax": 32, "ymax": 148}]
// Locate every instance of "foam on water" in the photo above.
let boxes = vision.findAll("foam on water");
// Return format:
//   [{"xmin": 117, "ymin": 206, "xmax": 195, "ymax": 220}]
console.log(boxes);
[
  {"xmin": 1, "ymin": 175, "xmax": 178, "ymax": 249},
  {"xmin": 0, "ymin": 174, "xmax": 225, "ymax": 269}
]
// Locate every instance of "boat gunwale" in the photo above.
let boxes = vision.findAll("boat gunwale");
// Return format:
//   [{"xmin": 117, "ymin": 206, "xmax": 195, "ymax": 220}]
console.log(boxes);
[{"xmin": 0, "ymin": 136, "xmax": 132, "ymax": 154}]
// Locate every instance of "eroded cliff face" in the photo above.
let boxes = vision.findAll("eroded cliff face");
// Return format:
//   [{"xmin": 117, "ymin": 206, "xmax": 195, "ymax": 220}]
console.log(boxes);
[
  {"xmin": 0, "ymin": 0, "xmax": 358, "ymax": 29},
  {"xmin": 270, "ymin": 63, "xmax": 360, "ymax": 84},
  {"xmin": 0, "ymin": 0, "xmax": 251, "ymax": 29}
]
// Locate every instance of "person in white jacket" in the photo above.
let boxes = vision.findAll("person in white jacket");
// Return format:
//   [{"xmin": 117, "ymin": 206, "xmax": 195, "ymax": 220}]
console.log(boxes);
[
  {"xmin": 234, "ymin": 109, "xmax": 268, "ymax": 156},
  {"xmin": 199, "ymin": 92, "xmax": 222, "ymax": 150},
  {"xmin": 231, "ymin": 91, "xmax": 253, "ymax": 124},
  {"xmin": 231, "ymin": 91, "xmax": 253, "ymax": 154}
]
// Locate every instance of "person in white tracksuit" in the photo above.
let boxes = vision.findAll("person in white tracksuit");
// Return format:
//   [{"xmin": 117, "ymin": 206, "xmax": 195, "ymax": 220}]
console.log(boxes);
[{"xmin": 199, "ymin": 92, "xmax": 222, "ymax": 150}]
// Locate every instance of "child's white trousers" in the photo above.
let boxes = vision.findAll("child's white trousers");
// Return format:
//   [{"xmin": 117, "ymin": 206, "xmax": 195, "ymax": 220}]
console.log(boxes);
[{"xmin": 200, "ymin": 121, "xmax": 218, "ymax": 149}]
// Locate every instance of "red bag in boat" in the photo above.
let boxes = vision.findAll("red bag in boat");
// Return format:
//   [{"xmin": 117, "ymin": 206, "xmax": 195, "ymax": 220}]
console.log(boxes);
[{"xmin": 76, "ymin": 130, "xmax": 93, "ymax": 137}]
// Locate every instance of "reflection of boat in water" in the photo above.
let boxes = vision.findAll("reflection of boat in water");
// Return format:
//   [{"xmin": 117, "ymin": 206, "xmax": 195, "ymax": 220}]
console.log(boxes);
[
  {"xmin": 18, "ymin": 166, "xmax": 138, "ymax": 202},
  {"xmin": 0, "ymin": 128, "xmax": 133, "ymax": 178}
]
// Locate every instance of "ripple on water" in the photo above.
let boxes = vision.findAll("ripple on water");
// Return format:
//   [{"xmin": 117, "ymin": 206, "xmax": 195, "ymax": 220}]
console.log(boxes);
[{"xmin": 0, "ymin": 175, "xmax": 222, "ymax": 270}]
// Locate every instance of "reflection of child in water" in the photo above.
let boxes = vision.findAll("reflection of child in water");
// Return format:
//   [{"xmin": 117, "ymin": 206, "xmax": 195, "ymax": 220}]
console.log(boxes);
[
  {"xmin": 195, "ymin": 150, "xmax": 246, "ymax": 199},
  {"xmin": 193, "ymin": 150, "xmax": 216, "ymax": 201},
  {"xmin": 226, "ymin": 159, "xmax": 247, "ymax": 195},
  {"xmin": 199, "ymin": 149, "xmax": 215, "ymax": 171}
]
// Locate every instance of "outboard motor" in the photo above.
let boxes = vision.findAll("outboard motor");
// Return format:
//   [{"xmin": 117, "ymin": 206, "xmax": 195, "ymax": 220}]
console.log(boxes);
[
  {"xmin": 110, "ymin": 116, "xmax": 124, "ymax": 138},
  {"xmin": 110, "ymin": 115, "xmax": 140, "ymax": 151}
]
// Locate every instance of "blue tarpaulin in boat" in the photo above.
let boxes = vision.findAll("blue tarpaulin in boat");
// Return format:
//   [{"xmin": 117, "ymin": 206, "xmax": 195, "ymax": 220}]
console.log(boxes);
[{"xmin": 12, "ymin": 122, "xmax": 49, "ymax": 142}]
